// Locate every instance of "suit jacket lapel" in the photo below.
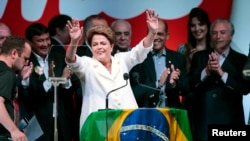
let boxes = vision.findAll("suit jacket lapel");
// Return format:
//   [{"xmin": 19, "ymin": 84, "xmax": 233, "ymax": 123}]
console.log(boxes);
[
  {"xmin": 30, "ymin": 53, "xmax": 46, "ymax": 81},
  {"xmin": 144, "ymin": 53, "xmax": 157, "ymax": 82},
  {"xmin": 165, "ymin": 49, "xmax": 172, "ymax": 68},
  {"xmin": 221, "ymin": 49, "xmax": 238, "ymax": 74},
  {"xmin": 30, "ymin": 53, "xmax": 40, "ymax": 67}
]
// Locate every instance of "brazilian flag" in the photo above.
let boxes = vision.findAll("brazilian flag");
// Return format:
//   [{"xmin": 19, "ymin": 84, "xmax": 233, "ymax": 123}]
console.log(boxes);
[{"xmin": 80, "ymin": 108, "xmax": 193, "ymax": 141}]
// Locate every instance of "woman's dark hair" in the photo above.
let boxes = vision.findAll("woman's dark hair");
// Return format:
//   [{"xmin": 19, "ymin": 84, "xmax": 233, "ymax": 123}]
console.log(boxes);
[{"xmin": 187, "ymin": 7, "xmax": 211, "ymax": 49}]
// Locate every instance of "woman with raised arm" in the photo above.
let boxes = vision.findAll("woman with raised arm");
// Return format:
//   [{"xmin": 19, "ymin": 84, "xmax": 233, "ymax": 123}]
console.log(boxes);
[{"xmin": 65, "ymin": 9, "xmax": 159, "ymax": 127}]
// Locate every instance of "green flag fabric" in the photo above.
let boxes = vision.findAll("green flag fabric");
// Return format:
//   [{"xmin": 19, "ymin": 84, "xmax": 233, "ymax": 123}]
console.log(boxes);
[{"xmin": 80, "ymin": 108, "xmax": 193, "ymax": 141}]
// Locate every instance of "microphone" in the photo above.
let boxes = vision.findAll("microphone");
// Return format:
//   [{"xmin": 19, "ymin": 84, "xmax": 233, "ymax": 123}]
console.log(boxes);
[
  {"xmin": 103, "ymin": 73, "xmax": 129, "ymax": 141},
  {"xmin": 133, "ymin": 72, "xmax": 164, "ymax": 107},
  {"xmin": 105, "ymin": 73, "xmax": 129, "ymax": 109},
  {"xmin": 132, "ymin": 72, "xmax": 160, "ymax": 91}
]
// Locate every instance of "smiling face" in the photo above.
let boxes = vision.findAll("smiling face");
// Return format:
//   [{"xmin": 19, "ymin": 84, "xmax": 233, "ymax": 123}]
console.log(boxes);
[
  {"xmin": 30, "ymin": 33, "xmax": 51, "ymax": 58},
  {"xmin": 91, "ymin": 34, "xmax": 113, "ymax": 65},
  {"xmin": 190, "ymin": 17, "xmax": 208, "ymax": 41},
  {"xmin": 153, "ymin": 20, "xmax": 169, "ymax": 53},
  {"xmin": 112, "ymin": 20, "xmax": 132, "ymax": 49},
  {"xmin": 210, "ymin": 21, "xmax": 232, "ymax": 53}
]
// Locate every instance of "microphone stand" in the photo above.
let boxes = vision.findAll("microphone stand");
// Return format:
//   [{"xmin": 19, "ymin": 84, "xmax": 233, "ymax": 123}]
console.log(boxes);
[
  {"xmin": 49, "ymin": 77, "xmax": 67, "ymax": 141},
  {"xmin": 105, "ymin": 73, "xmax": 129, "ymax": 141},
  {"xmin": 136, "ymin": 80, "xmax": 161, "ymax": 91},
  {"xmin": 133, "ymin": 72, "xmax": 161, "ymax": 91},
  {"xmin": 105, "ymin": 80, "xmax": 128, "ymax": 109},
  {"xmin": 133, "ymin": 72, "xmax": 165, "ymax": 107}
]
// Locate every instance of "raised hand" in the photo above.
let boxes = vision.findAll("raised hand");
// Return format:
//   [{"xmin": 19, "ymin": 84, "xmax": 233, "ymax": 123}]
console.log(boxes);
[
  {"xmin": 146, "ymin": 9, "xmax": 159, "ymax": 34},
  {"xmin": 66, "ymin": 19, "xmax": 83, "ymax": 42}
]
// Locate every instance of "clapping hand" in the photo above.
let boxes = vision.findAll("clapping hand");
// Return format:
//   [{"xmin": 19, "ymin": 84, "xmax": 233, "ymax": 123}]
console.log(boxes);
[
  {"xmin": 206, "ymin": 52, "xmax": 224, "ymax": 76},
  {"xmin": 158, "ymin": 65, "xmax": 181, "ymax": 87},
  {"xmin": 169, "ymin": 64, "xmax": 181, "ymax": 86},
  {"xmin": 158, "ymin": 67, "xmax": 170, "ymax": 87}
]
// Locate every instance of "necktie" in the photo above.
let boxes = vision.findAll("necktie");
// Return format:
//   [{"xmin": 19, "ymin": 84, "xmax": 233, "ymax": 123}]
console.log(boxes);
[{"xmin": 157, "ymin": 90, "xmax": 167, "ymax": 107}]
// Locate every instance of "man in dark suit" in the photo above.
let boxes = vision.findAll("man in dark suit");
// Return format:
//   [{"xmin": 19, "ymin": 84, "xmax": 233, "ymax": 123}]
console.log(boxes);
[
  {"xmin": 48, "ymin": 14, "xmax": 72, "ymax": 55},
  {"xmin": 130, "ymin": 19, "xmax": 189, "ymax": 108},
  {"xmin": 18, "ymin": 23, "xmax": 74, "ymax": 141},
  {"xmin": 48, "ymin": 14, "xmax": 82, "ymax": 141},
  {"xmin": 189, "ymin": 18, "xmax": 250, "ymax": 141}
]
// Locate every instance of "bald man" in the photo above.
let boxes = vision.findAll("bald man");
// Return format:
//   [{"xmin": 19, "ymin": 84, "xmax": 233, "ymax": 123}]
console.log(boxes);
[
  {"xmin": 0, "ymin": 22, "xmax": 11, "ymax": 50},
  {"xmin": 111, "ymin": 19, "xmax": 132, "ymax": 55}
]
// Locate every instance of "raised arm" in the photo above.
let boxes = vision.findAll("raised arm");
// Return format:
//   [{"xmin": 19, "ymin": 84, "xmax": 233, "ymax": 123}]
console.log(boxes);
[
  {"xmin": 143, "ymin": 9, "xmax": 159, "ymax": 48},
  {"xmin": 65, "ymin": 19, "xmax": 83, "ymax": 63}
]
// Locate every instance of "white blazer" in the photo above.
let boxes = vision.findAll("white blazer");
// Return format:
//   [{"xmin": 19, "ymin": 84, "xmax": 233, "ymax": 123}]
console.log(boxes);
[{"xmin": 66, "ymin": 40, "xmax": 153, "ymax": 127}]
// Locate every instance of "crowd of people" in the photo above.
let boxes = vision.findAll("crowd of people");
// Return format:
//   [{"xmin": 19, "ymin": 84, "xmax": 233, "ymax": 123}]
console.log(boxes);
[{"xmin": 0, "ymin": 7, "xmax": 250, "ymax": 141}]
